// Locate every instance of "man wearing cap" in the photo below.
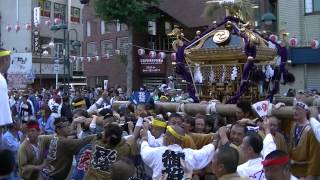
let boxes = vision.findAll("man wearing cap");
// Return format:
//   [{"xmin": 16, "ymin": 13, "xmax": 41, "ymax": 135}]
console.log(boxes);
[
  {"xmin": 289, "ymin": 101, "xmax": 320, "ymax": 179},
  {"xmin": 0, "ymin": 48, "xmax": 13, "ymax": 127},
  {"xmin": 140, "ymin": 125, "xmax": 215, "ymax": 179},
  {"xmin": 263, "ymin": 150, "xmax": 298, "ymax": 180},
  {"xmin": 18, "ymin": 121, "xmax": 45, "ymax": 180}
]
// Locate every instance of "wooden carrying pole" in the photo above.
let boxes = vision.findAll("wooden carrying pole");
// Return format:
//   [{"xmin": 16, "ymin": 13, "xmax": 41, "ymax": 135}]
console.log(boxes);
[
  {"xmin": 112, "ymin": 101, "xmax": 295, "ymax": 119},
  {"xmin": 273, "ymin": 95, "xmax": 315, "ymax": 106}
]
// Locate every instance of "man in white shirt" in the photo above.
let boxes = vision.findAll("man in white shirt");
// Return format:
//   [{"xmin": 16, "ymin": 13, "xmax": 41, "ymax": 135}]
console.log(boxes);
[
  {"xmin": 237, "ymin": 120, "xmax": 276, "ymax": 180},
  {"xmin": 140, "ymin": 125, "xmax": 215, "ymax": 179},
  {"xmin": 145, "ymin": 117, "xmax": 167, "ymax": 147},
  {"xmin": 0, "ymin": 48, "xmax": 12, "ymax": 126}
]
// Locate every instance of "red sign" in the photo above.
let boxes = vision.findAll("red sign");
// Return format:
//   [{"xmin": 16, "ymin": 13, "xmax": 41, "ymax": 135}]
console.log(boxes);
[{"xmin": 140, "ymin": 58, "xmax": 166, "ymax": 74}]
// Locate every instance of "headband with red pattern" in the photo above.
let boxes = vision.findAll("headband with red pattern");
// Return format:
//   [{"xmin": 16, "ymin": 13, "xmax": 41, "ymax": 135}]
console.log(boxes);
[
  {"xmin": 27, "ymin": 123, "xmax": 40, "ymax": 130},
  {"xmin": 262, "ymin": 155, "xmax": 289, "ymax": 167}
]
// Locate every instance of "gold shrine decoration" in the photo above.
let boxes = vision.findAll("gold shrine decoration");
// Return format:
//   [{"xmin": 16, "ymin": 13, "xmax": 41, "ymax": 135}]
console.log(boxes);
[{"xmin": 212, "ymin": 30, "xmax": 231, "ymax": 45}]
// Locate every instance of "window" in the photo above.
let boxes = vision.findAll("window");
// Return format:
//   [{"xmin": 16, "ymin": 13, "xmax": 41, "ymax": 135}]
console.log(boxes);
[
  {"xmin": 116, "ymin": 21, "xmax": 128, "ymax": 32},
  {"xmin": 165, "ymin": 21, "xmax": 172, "ymax": 34},
  {"xmin": 148, "ymin": 21, "xmax": 156, "ymax": 35},
  {"xmin": 87, "ymin": 21, "xmax": 91, "ymax": 37},
  {"xmin": 101, "ymin": 20, "xmax": 117, "ymax": 34},
  {"xmin": 70, "ymin": 7, "xmax": 80, "ymax": 23},
  {"xmin": 106, "ymin": 21, "xmax": 117, "ymax": 33},
  {"xmin": 117, "ymin": 37, "xmax": 129, "ymax": 54},
  {"xmin": 53, "ymin": 39, "xmax": 64, "ymax": 58},
  {"xmin": 39, "ymin": 0, "xmax": 51, "ymax": 17},
  {"xmin": 305, "ymin": 0, "xmax": 320, "ymax": 14},
  {"xmin": 101, "ymin": 40, "xmax": 113, "ymax": 55},
  {"xmin": 101, "ymin": 20, "xmax": 105, "ymax": 34},
  {"xmin": 87, "ymin": 42, "xmax": 97, "ymax": 57},
  {"xmin": 39, "ymin": 36, "xmax": 52, "ymax": 55},
  {"xmin": 120, "ymin": 23, "xmax": 128, "ymax": 31},
  {"xmin": 54, "ymin": 3, "xmax": 66, "ymax": 20}
]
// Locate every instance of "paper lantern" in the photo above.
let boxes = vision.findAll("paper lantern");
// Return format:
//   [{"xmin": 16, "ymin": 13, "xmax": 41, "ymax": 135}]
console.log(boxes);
[
  {"xmin": 15, "ymin": 24, "xmax": 21, "ymax": 32},
  {"xmin": 6, "ymin": 24, "xmax": 12, "ymax": 32},
  {"xmin": 137, "ymin": 48, "xmax": 145, "ymax": 56},
  {"xmin": 95, "ymin": 56, "xmax": 100, "ymax": 61},
  {"xmin": 54, "ymin": 18, "xmax": 61, "ymax": 24},
  {"xmin": 34, "ymin": 22, "xmax": 40, "ymax": 27},
  {"xmin": 87, "ymin": 57, "xmax": 91, "ymax": 62},
  {"xmin": 171, "ymin": 53, "xmax": 176, "ymax": 61},
  {"xmin": 80, "ymin": 57, "xmax": 84, "ymax": 62},
  {"xmin": 115, "ymin": 50, "xmax": 120, "ymax": 55},
  {"xmin": 103, "ymin": 53, "xmax": 110, "ymax": 59},
  {"xmin": 149, "ymin": 51, "xmax": 156, "ymax": 58},
  {"xmin": 311, "ymin": 39, "xmax": 319, "ymax": 49},
  {"xmin": 45, "ymin": 20, "xmax": 51, "ymax": 26},
  {"xmin": 25, "ymin": 23, "xmax": 31, "ymax": 31},
  {"xmin": 158, "ymin": 52, "xmax": 166, "ymax": 59},
  {"xmin": 269, "ymin": 34, "xmax": 278, "ymax": 42},
  {"xmin": 289, "ymin": 37, "xmax": 298, "ymax": 47}
]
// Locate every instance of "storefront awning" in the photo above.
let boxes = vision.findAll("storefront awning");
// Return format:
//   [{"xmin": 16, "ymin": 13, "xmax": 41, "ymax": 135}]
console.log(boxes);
[{"xmin": 288, "ymin": 47, "xmax": 320, "ymax": 64}]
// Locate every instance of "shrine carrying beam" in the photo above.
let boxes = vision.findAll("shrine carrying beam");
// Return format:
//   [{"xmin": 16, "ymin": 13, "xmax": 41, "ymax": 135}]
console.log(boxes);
[
  {"xmin": 112, "ymin": 101, "xmax": 295, "ymax": 119},
  {"xmin": 273, "ymin": 95, "xmax": 315, "ymax": 106}
]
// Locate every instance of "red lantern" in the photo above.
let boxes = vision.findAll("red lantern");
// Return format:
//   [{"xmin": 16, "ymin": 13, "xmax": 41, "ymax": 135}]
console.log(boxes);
[
  {"xmin": 158, "ymin": 52, "xmax": 166, "ymax": 59},
  {"xmin": 171, "ymin": 53, "xmax": 176, "ymax": 61},
  {"xmin": 149, "ymin": 51, "xmax": 156, "ymax": 58},
  {"xmin": 15, "ymin": 24, "xmax": 21, "ymax": 32},
  {"xmin": 289, "ymin": 37, "xmax": 298, "ymax": 47},
  {"xmin": 137, "ymin": 48, "xmax": 145, "ymax": 56},
  {"xmin": 25, "ymin": 23, "xmax": 31, "ymax": 31},
  {"xmin": 311, "ymin": 39, "xmax": 319, "ymax": 49},
  {"xmin": 269, "ymin": 34, "xmax": 278, "ymax": 42},
  {"xmin": 6, "ymin": 24, "xmax": 12, "ymax": 32}
]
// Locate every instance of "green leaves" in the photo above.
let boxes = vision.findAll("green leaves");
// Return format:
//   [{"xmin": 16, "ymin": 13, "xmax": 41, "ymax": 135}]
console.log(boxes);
[{"xmin": 94, "ymin": 0, "xmax": 159, "ymax": 28}]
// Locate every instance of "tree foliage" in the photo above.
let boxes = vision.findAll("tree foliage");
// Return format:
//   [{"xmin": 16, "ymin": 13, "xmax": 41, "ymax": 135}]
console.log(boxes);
[{"xmin": 94, "ymin": 0, "xmax": 159, "ymax": 27}]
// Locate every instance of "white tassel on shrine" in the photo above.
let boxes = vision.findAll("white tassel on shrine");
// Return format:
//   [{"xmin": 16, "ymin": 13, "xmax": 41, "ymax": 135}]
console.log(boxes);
[
  {"xmin": 231, "ymin": 66, "xmax": 238, "ymax": 81},
  {"xmin": 209, "ymin": 66, "xmax": 215, "ymax": 83},
  {"xmin": 194, "ymin": 64, "xmax": 203, "ymax": 83},
  {"xmin": 221, "ymin": 65, "xmax": 226, "ymax": 82},
  {"xmin": 265, "ymin": 64, "xmax": 274, "ymax": 82}
]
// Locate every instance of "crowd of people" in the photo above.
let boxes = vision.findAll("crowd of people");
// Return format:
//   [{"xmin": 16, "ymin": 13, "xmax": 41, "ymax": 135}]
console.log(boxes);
[{"xmin": 1, "ymin": 49, "xmax": 320, "ymax": 180}]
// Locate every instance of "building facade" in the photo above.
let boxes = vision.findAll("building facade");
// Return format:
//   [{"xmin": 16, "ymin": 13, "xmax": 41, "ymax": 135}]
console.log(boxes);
[
  {"xmin": 278, "ymin": 0, "xmax": 320, "ymax": 93},
  {"xmin": 0, "ymin": 0, "xmax": 84, "ymax": 90},
  {"xmin": 82, "ymin": 0, "xmax": 222, "ymax": 90}
]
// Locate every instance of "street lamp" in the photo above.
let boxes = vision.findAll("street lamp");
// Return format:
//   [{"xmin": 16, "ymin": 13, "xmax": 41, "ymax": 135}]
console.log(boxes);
[{"xmin": 50, "ymin": 24, "xmax": 81, "ymax": 90}]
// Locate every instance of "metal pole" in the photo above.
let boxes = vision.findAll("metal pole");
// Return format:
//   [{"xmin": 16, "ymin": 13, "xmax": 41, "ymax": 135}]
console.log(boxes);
[
  {"xmin": 56, "ymin": 73, "xmax": 58, "ymax": 89},
  {"xmin": 63, "ymin": 29, "xmax": 66, "ymax": 86}
]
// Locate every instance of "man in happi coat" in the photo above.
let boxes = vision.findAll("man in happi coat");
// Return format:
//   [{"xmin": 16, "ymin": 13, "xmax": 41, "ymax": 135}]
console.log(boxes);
[
  {"xmin": 140, "ymin": 125, "xmax": 216, "ymax": 179},
  {"xmin": 289, "ymin": 101, "xmax": 320, "ymax": 179},
  {"xmin": 18, "ymin": 121, "xmax": 45, "ymax": 180}
]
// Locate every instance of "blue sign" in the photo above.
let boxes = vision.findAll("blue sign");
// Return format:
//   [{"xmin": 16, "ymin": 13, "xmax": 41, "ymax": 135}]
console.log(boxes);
[{"xmin": 130, "ymin": 91, "xmax": 152, "ymax": 105}]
